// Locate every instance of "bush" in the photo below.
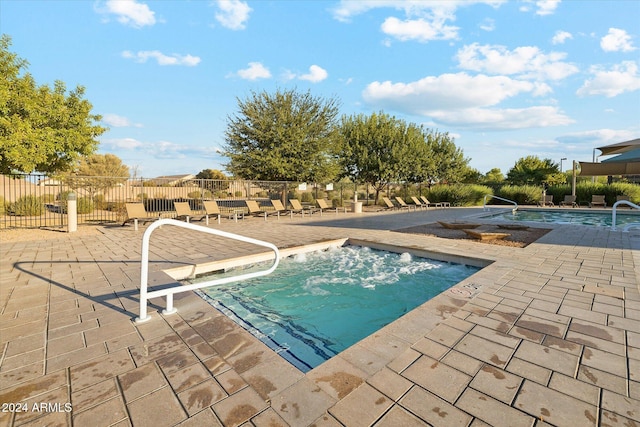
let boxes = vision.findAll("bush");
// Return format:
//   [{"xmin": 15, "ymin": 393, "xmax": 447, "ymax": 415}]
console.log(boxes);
[
  {"xmin": 41, "ymin": 194, "xmax": 56, "ymax": 203},
  {"xmin": 187, "ymin": 190, "xmax": 212, "ymax": 199},
  {"xmin": 10, "ymin": 195, "xmax": 44, "ymax": 216},
  {"xmin": 93, "ymin": 194, "xmax": 107, "ymax": 210},
  {"xmin": 496, "ymin": 185, "xmax": 542, "ymax": 205},
  {"xmin": 548, "ymin": 182, "xmax": 640, "ymax": 206},
  {"xmin": 77, "ymin": 197, "xmax": 94, "ymax": 214},
  {"xmin": 0, "ymin": 196, "xmax": 7, "ymax": 214},
  {"xmin": 426, "ymin": 184, "xmax": 493, "ymax": 206},
  {"xmin": 332, "ymin": 197, "xmax": 342, "ymax": 208},
  {"xmin": 300, "ymin": 192, "xmax": 315, "ymax": 203}
]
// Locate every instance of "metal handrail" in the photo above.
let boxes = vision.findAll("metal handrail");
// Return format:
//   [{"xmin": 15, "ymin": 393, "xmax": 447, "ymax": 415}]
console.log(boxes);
[
  {"xmin": 611, "ymin": 200, "xmax": 640, "ymax": 231},
  {"xmin": 483, "ymin": 195, "xmax": 518, "ymax": 214},
  {"xmin": 136, "ymin": 219, "xmax": 280, "ymax": 322}
]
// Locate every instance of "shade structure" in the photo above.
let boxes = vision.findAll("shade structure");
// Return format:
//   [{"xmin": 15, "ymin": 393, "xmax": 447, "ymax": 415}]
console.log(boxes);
[{"xmin": 579, "ymin": 138, "xmax": 640, "ymax": 176}]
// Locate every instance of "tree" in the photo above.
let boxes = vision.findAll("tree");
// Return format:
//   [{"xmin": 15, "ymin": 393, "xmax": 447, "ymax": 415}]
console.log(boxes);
[
  {"xmin": 506, "ymin": 156, "xmax": 561, "ymax": 186},
  {"xmin": 223, "ymin": 88, "xmax": 341, "ymax": 183},
  {"xmin": 338, "ymin": 112, "xmax": 426, "ymax": 202},
  {"xmin": 63, "ymin": 153, "xmax": 129, "ymax": 200},
  {"xmin": 196, "ymin": 169, "xmax": 227, "ymax": 180},
  {"xmin": 482, "ymin": 168, "xmax": 505, "ymax": 184},
  {"xmin": 423, "ymin": 131, "xmax": 470, "ymax": 184},
  {"xmin": 0, "ymin": 35, "xmax": 107, "ymax": 174}
]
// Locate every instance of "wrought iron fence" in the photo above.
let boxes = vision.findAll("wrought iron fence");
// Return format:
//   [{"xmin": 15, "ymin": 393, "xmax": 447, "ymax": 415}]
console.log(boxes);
[{"xmin": 0, "ymin": 174, "xmax": 361, "ymax": 229}]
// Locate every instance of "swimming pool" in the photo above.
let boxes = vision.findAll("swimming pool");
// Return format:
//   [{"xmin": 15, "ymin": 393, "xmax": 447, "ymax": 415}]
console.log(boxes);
[
  {"xmin": 488, "ymin": 208, "xmax": 640, "ymax": 227},
  {"xmin": 192, "ymin": 245, "xmax": 479, "ymax": 372}
]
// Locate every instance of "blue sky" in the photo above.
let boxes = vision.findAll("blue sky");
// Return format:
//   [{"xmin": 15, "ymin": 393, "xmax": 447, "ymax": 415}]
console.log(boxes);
[{"xmin": 3, "ymin": 0, "xmax": 639, "ymax": 178}]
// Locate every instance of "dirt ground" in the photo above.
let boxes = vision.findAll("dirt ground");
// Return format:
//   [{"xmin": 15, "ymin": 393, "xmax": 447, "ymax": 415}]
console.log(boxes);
[{"xmin": 395, "ymin": 222, "xmax": 551, "ymax": 248}]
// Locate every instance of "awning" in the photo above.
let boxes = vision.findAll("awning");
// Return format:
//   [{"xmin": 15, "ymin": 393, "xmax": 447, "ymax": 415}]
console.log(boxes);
[
  {"xmin": 596, "ymin": 138, "xmax": 640, "ymax": 156},
  {"xmin": 579, "ymin": 161, "xmax": 640, "ymax": 176}
]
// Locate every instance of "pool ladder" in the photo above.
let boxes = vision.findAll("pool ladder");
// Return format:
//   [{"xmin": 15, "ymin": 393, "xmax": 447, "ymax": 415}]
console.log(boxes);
[
  {"xmin": 611, "ymin": 200, "xmax": 640, "ymax": 231},
  {"xmin": 483, "ymin": 195, "xmax": 518, "ymax": 214},
  {"xmin": 135, "ymin": 219, "xmax": 280, "ymax": 323}
]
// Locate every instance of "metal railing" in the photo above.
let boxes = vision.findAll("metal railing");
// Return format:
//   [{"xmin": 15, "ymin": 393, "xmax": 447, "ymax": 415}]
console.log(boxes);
[
  {"xmin": 136, "ymin": 219, "xmax": 280, "ymax": 322},
  {"xmin": 611, "ymin": 200, "xmax": 640, "ymax": 231},
  {"xmin": 483, "ymin": 195, "xmax": 518, "ymax": 214}
]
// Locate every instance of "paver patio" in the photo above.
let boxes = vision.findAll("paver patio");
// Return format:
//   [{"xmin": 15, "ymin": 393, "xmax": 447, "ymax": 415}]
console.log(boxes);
[{"xmin": 1, "ymin": 207, "xmax": 639, "ymax": 426}]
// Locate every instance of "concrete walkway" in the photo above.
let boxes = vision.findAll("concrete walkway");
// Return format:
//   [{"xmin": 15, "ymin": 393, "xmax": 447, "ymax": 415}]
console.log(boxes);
[{"xmin": 1, "ymin": 207, "xmax": 639, "ymax": 426}]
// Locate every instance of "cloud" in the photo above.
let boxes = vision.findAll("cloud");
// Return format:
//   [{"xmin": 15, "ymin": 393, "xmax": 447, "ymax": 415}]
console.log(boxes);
[
  {"xmin": 556, "ymin": 129, "xmax": 638, "ymax": 147},
  {"xmin": 101, "ymin": 138, "xmax": 219, "ymax": 160},
  {"xmin": 577, "ymin": 61, "xmax": 640, "ymax": 97},
  {"xmin": 101, "ymin": 137, "xmax": 145, "ymax": 150},
  {"xmin": 100, "ymin": 0, "xmax": 156, "ymax": 28},
  {"xmin": 236, "ymin": 62, "xmax": 271, "ymax": 80},
  {"xmin": 534, "ymin": 0, "xmax": 560, "ymax": 15},
  {"xmin": 456, "ymin": 43, "xmax": 578, "ymax": 81},
  {"xmin": 299, "ymin": 65, "xmax": 328, "ymax": 83},
  {"xmin": 381, "ymin": 17, "xmax": 458, "ymax": 42},
  {"xmin": 362, "ymin": 72, "xmax": 572, "ymax": 129},
  {"xmin": 122, "ymin": 50, "xmax": 201, "ymax": 66},
  {"xmin": 101, "ymin": 114, "xmax": 143, "ymax": 128},
  {"xmin": 215, "ymin": 0, "xmax": 252, "ymax": 30},
  {"xmin": 551, "ymin": 30, "xmax": 572, "ymax": 45},
  {"xmin": 479, "ymin": 18, "xmax": 495, "ymax": 32},
  {"xmin": 600, "ymin": 28, "xmax": 636, "ymax": 52}
]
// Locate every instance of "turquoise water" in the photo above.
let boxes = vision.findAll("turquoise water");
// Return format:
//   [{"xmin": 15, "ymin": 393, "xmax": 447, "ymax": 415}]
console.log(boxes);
[
  {"xmin": 492, "ymin": 210, "xmax": 640, "ymax": 227},
  {"xmin": 194, "ymin": 245, "xmax": 478, "ymax": 372}
]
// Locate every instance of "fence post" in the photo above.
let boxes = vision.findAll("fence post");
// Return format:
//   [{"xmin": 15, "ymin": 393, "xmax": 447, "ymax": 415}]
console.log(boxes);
[{"xmin": 67, "ymin": 192, "xmax": 77, "ymax": 233}]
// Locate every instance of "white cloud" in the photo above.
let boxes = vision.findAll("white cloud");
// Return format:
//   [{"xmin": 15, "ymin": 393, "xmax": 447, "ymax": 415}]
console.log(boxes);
[
  {"xmin": 556, "ymin": 129, "xmax": 638, "ymax": 147},
  {"xmin": 101, "ymin": 137, "xmax": 145, "ymax": 150},
  {"xmin": 363, "ymin": 72, "xmax": 572, "ymax": 129},
  {"xmin": 122, "ymin": 50, "xmax": 201, "ymax": 66},
  {"xmin": 237, "ymin": 62, "xmax": 271, "ymax": 80},
  {"xmin": 331, "ymin": 1, "xmax": 506, "ymax": 22},
  {"xmin": 101, "ymin": 114, "xmax": 142, "ymax": 128},
  {"xmin": 534, "ymin": 0, "xmax": 560, "ymax": 15},
  {"xmin": 101, "ymin": 0, "xmax": 156, "ymax": 28},
  {"xmin": 600, "ymin": 28, "xmax": 636, "ymax": 52},
  {"xmin": 577, "ymin": 61, "xmax": 640, "ymax": 97},
  {"xmin": 479, "ymin": 18, "xmax": 495, "ymax": 32},
  {"xmin": 101, "ymin": 138, "xmax": 219, "ymax": 160},
  {"xmin": 381, "ymin": 17, "xmax": 459, "ymax": 42},
  {"xmin": 551, "ymin": 30, "xmax": 572, "ymax": 45},
  {"xmin": 299, "ymin": 65, "xmax": 328, "ymax": 83},
  {"xmin": 215, "ymin": 0, "xmax": 252, "ymax": 30},
  {"xmin": 456, "ymin": 43, "xmax": 578, "ymax": 81}
]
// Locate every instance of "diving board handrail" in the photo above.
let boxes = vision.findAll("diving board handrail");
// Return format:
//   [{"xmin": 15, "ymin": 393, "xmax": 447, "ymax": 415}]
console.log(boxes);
[
  {"xmin": 611, "ymin": 200, "xmax": 640, "ymax": 231},
  {"xmin": 136, "ymin": 218, "xmax": 280, "ymax": 323},
  {"xmin": 483, "ymin": 195, "xmax": 518, "ymax": 214}
]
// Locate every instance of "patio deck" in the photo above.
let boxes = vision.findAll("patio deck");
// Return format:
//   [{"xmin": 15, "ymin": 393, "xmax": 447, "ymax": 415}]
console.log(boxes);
[{"xmin": 1, "ymin": 207, "xmax": 639, "ymax": 426}]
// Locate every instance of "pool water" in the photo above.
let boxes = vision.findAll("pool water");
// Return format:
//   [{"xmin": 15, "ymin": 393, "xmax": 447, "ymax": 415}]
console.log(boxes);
[
  {"xmin": 492, "ymin": 209, "xmax": 640, "ymax": 227},
  {"xmin": 193, "ymin": 245, "xmax": 479, "ymax": 372}
]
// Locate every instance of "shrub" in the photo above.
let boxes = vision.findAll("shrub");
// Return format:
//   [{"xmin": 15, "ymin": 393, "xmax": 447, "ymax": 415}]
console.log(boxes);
[
  {"xmin": 332, "ymin": 197, "xmax": 342, "ymax": 208},
  {"xmin": 548, "ymin": 182, "xmax": 640, "ymax": 206},
  {"xmin": 0, "ymin": 196, "xmax": 7, "ymax": 214},
  {"xmin": 41, "ymin": 194, "xmax": 56, "ymax": 203},
  {"xmin": 426, "ymin": 184, "xmax": 493, "ymax": 206},
  {"xmin": 10, "ymin": 195, "xmax": 44, "ymax": 216},
  {"xmin": 93, "ymin": 194, "xmax": 107, "ymax": 210},
  {"xmin": 77, "ymin": 197, "xmax": 94, "ymax": 214},
  {"xmin": 300, "ymin": 192, "xmax": 315, "ymax": 203},
  {"xmin": 496, "ymin": 185, "xmax": 542, "ymax": 205}
]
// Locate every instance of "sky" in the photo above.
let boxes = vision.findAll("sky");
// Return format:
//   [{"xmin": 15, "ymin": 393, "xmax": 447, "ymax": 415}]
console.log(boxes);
[{"xmin": 2, "ymin": 0, "xmax": 639, "ymax": 178}]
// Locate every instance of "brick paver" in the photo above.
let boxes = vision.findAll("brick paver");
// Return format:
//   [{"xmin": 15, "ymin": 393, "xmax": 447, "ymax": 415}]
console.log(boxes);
[{"xmin": 1, "ymin": 207, "xmax": 639, "ymax": 425}]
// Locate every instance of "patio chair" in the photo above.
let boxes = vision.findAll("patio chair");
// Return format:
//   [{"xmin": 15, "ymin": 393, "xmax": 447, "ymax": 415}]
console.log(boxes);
[
  {"xmin": 289, "ymin": 199, "xmax": 318, "ymax": 216},
  {"xmin": 537, "ymin": 195, "xmax": 555, "ymax": 207},
  {"xmin": 270, "ymin": 199, "xmax": 292, "ymax": 216},
  {"xmin": 202, "ymin": 200, "xmax": 222, "ymax": 224},
  {"xmin": 394, "ymin": 197, "xmax": 414, "ymax": 211},
  {"xmin": 381, "ymin": 197, "xmax": 397, "ymax": 210},
  {"xmin": 559, "ymin": 195, "xmax": 577, "ymax": 208},
  {"xmin": 410, "ymin": 196, "xmax": 428, "ymax": 209},
  {"xmin": 616, "ymin": 195, "xmax": 631, "ymax": 208},
  {"xmin": 246, "ymin": 200, "xmax": 280, "ymax": 220},
  {"xmin": 589, "ymin": 195, "xmax": 606, "ymax": 208},
  {"xmin": 420, "ymin": 196, "xmax": 443, "ymax": 208},
  {"xmin": 316, "ymin": 198, "xmax": 346, "ymax": 215},
  {"xmin": 174, "ymin": 201, "xmax": 207, "ymax": 224},
  {"xmin": 123, "ymin": 203, "xmax": 160, "ymax": 230}
]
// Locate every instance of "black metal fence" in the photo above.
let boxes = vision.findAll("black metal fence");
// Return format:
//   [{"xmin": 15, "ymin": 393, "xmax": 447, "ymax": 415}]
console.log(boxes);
[{"xmin": 0, "ymin": 174, "xmax": 363, "ymax": 229}]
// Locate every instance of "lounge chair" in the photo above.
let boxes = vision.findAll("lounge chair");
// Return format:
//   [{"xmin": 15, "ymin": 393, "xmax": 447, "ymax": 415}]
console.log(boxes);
[
  {"xmin": 420, "ymin": 196, "xmax": 444, "ymax": 208},
  {"xmin": 123, "ymin": 203, "xmax": 160, "ymax": 230},
  {"xmin": 410, "ymin": 196, "xmax": 428, "ymax": 209},
  {"xmin": 559, "ymin": 195, "xmax": 577, "ymax": 208},
  {"xmin": 202, "ymin": 200, "xmax": 222, "ymax": 224},
  {"xmin": 616, "ymin": 195, "xmax": 631, "ymax": 208},
  {"xmin": 395, "ymin": 197, "xmax": 414, "ymax": 211},
  {"xmin": 589, "ymin": 195, "xmax": 606, "ymax": 208},
  {"xmin": 289, "ymin": 199, "xmax": 318, "ymax": 216},
  {"xmin": 381, "ymin": 197, "xmax": 397, "ymax": 210},
  {"xmin": 270, "ymin": 199, "xmax": 292, "ymax": 216},
  {"xmin": 537, "ymin": 195, "xmax": 555, "ymax": 207},
  {"xmin": 316, "ymin": 198, "xmax": 346, "ymax": 215},
  {"xmin": 174, "ymin": 201, "xmax": 207, "ymax": 223},
  {"xmin": 246, "ymin": 200, "xmax": 280, "ymax": 220}
]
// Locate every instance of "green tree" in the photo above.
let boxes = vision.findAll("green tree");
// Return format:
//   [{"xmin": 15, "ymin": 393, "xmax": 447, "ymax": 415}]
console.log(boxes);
[
  {"xmin": 338, "ymin": 112, "xmax": 426, "ymax": 202},
  {"xmin": 0, "ymin": 35, "xmax": 107, "ymax": 173},
  {"xmin": 196, "ymin": 169, "xmax": 227, "ymax": 180},
  {"xmin": 63, "ymin": 153, "xmax": 129, "ymax": 201},
  {"xmin": 482, "ymin": 168, "xmax": 505, "ymax": 184},
  {"xmin": 424, "ymin": 131, "xmax": 470, "ymax": 184},
  {"xmin": 223, "ymin": 88, "xmax": 341, "ymax": 182},
  {"xmin": 506, "ymin": 156, "xmax": 561, "ymax": 186}
]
